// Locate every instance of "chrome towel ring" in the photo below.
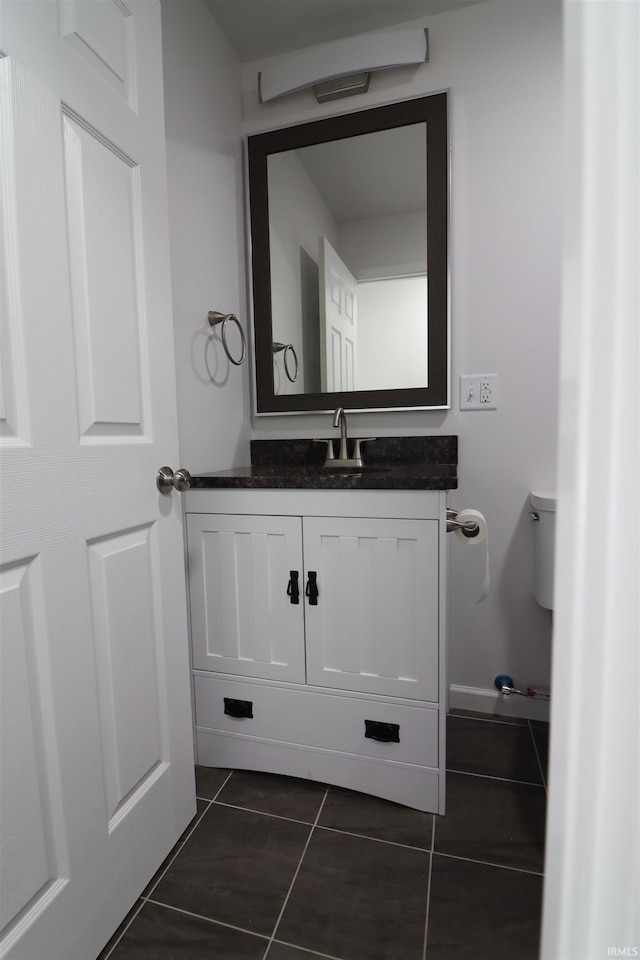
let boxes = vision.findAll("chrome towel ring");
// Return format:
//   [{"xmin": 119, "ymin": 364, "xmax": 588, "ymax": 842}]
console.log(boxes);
[
  {"xmin": 273, "ymin": 341, "xmax": 299, "ymax": 382},
  {"xmin": 207, "ymin": 311, "xmax": 247, "ymax": 366}
]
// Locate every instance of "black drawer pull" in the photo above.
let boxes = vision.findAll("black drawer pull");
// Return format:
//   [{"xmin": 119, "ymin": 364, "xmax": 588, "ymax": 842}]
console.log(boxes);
[
  {"xmin": 305, "ymin": 571, "xmax": 319, "ymax": 605},
  {"xmin": 365, "ymin": 720, "xmax": 400, "ymax": 743},
  {"xmin": 287, "ymin": 570, "xmax": 300, "ymax": 604},
  {"xmin": 224, "ymin": 697, "xmax": 253, "ymax": 719}
]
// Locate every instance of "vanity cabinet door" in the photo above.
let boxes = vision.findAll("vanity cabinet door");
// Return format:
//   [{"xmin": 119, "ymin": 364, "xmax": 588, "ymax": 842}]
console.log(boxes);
[
  {"xmin": 303, "ymin": 517, "xmax": 439, "ymax": 701},
  {"xmin": 186, "ymin": 514, "xmax": 305, "ymax": 682}
]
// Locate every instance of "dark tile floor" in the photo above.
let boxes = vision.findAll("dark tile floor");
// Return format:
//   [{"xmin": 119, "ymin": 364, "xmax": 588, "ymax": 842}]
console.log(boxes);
[{"xmin": 98, "ymin": 710, "xmax": 548, "ymax": 960}]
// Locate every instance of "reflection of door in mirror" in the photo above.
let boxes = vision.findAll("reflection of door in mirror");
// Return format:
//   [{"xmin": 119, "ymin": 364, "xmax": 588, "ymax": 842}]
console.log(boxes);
[{"xmin": 319, "ymin": 237, "xmax": 357, "ymax": 391}]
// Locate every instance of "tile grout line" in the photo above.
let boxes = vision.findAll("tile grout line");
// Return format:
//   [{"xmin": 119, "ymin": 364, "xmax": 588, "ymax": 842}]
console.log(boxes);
[
  {"xmin": 144, "ymin": 898, "xmax": 271, "ymax": 940},
  {"xmin": 422, "ymin": 814, "xmax": 436, "ymax": 960},
  {"xmin": 146, "ymin": 899, "xmax": 344, "ymax": 960},
  {"xmin": 130, "ymin": 772, "xmax": 232, "ymax": 914},
  {"xmin": 431, "ymin": 849, "xmax": 545, "ymax": 877},
  {"xmin": 314, "ymin": 821, "xmax": 433, "ymax": 854},
  {"xmin": 211, "ymin": 797, "xmax": 326, "ymax": 829},
  {"xmin": 446, "ymin": 767, "xmax": 545, "ymax": 787},
  {"xmin": 265, "ymin": 939, "xmax": 345, "ymax": 959},
  {"xmin": 261, "ymin": 787, "xmax": 330, "ymax": 960},
  {"xmin": 528, "ymin": 719, "xmax": 548, "ymax": 793},
  {"xmin": 140, "ymin": 798, "xmax": 215, "ymax": 902},
  {"xmin": 98, "ymin": 899, "xmax": 146, "ymax": 960},
  {"xmin": 448, "ymin": 711, "xmax": 530, "ymax": 727},
  {"xmin": 197, "ymin": 767, "xmax": 235, "ymax": 804}
]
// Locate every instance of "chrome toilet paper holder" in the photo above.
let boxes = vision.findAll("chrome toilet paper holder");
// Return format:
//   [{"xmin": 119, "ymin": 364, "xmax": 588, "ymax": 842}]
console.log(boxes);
[{"xmin": 446, "ymin": 508, "xmax": 480, "ymax": 536}]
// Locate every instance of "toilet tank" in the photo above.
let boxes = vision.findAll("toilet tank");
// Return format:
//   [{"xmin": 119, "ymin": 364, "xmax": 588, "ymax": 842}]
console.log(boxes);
[{"xmin": 529, "ymin": 491, "xmax": 557, "ymax": 610}]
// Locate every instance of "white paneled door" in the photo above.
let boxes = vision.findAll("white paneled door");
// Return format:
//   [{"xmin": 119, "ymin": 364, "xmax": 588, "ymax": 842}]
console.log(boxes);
[
  {"xmin": 0, "ymin": 3, "xmax": 195, "ymax": 959},
  {"xmin": 319, "ymin": 236, "xmax": 358, "ymax": 392}
]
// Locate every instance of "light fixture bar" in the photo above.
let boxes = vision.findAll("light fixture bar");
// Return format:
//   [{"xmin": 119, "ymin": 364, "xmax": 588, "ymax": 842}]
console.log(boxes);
[
  {"xmin": 314, "ymin": 72, "xmax": 370, "ymax": 103},
  {"xmin": 258, "ymin": 28, "xmax": 429, "ymax": 104}
]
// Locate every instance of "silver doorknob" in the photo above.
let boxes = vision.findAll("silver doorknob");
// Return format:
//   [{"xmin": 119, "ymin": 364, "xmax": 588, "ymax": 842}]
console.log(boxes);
[{"xmin": 157, "ymin": 466, "xmax": 191, "ymax": 494}]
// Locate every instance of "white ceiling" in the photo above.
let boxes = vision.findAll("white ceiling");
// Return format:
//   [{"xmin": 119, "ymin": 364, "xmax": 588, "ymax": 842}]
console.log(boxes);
[{"xmin": 203, "ymin": 0, "xmax": 487, "ymax": 62}]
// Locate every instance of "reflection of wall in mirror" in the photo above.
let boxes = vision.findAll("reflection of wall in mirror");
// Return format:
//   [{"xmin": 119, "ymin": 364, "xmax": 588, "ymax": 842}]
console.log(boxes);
[
  {"xmin": 337, "ymin": 210, "xmax": 427, "ymax": 282},
  {"xmin": 268, "ymin": 151, "xmax": 337, "ymax": 394},
  {"xmin": 338, "ymin": 211, "xmax": 428, "ymax": 392},
  {"xmin": 357, "ymin": 277, "xmax": 428, "ymax": 391}
]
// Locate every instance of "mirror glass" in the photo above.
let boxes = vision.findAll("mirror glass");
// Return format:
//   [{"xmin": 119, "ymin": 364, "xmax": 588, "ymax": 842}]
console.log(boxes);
[{"xmin": 248, "ymin": 93, "xmax": 448, "ymax": 414}]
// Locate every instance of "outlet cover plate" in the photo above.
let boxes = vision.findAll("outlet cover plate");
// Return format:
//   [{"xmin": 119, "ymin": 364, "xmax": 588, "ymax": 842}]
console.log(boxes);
[{"xmin": 460, "ymin": 374, "xmax": 497, "ymax": 410}]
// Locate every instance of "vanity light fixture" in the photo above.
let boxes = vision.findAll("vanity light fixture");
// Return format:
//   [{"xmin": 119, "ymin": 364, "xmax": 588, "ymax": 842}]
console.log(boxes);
[{"xmin": 258, "ymin": 28, "xmax": 429, "ymax": 104}]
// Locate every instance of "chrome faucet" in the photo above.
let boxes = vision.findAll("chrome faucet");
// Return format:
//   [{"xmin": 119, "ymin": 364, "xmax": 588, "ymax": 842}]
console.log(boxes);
[
  {"xmin": 319, "ymin": 407, "xmax": 375, "ymax": 468},
  {"xmin": 328, "ymin": 408, "xmax": 375, "ymax": 467},
  {"xmin": 333, "ymin": 406, "xmax": 349, "ymax": 462}
]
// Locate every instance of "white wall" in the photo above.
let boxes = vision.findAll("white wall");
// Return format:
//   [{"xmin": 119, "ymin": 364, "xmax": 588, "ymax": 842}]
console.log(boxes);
[
  {"xmin": 268, "ymin": 150, "xmax": 338, "ymax": 394},
  {"xmin": 241, "ymin": 0, "xmax": 563, "ymax": 708},
  {"xmin": 161, "ymin": 0, "xmax": 251, "ymax": 473},
  {"xmin": 357, "ymin": 277, "xmax": 428, "ymax": 390}
]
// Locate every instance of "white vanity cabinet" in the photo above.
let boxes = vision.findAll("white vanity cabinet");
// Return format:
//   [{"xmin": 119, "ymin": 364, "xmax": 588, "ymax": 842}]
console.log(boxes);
[{"xmin": 184, "ymin": 487, "xmax": 447, "ymax": 813}]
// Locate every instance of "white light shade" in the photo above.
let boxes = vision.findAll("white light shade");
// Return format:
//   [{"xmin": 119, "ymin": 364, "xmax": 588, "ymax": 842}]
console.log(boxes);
[{"xmin": 259, "ymin": 29, "xmax": 428, "ymax": 103}]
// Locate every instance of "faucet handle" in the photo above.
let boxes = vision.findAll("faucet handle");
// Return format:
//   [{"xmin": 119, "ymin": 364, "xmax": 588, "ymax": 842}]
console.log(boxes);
[
  {"xmin": 351, "ymin": 438, "xmax": 376, "ymax": 464},
  {"xmin": 313, "ymin": 438, "xmax": 335, "ymax": 463}
]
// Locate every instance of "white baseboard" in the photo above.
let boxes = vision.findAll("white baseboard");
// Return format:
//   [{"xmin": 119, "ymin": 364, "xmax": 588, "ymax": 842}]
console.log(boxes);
[{"xmin": 449, "ymin": 684, "xmax": 551, "ymax": 723}]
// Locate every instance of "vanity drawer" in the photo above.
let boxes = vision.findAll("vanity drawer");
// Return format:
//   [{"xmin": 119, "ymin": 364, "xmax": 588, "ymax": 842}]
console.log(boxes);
[{"xmin": 194, "ymin": 674, "xmax": 439, "ymax": 768}]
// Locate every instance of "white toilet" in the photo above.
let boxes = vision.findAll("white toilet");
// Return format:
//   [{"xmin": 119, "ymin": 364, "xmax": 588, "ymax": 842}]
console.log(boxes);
[{"xmin": 529, "ymin": 491, "xmax": 557, "ymax": 610}]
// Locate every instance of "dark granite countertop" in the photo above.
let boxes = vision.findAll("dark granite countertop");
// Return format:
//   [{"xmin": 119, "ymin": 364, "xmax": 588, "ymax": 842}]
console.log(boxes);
[{"xmin": 190, "ymin": 437, "xmax": 458, "ymax": 491}]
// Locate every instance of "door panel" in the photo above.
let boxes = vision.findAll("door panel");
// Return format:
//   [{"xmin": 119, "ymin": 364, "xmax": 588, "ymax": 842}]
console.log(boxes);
[
  {"xmin": 59, "ymin": 0, "xmax": 134, "ymax": 104},
  {"xmin": 0, "ymin": 4, "xmax": 194, "ymax": 958},
  {"xmin": 0, "ymin": 179, "xmax": 27, "ymax": 442},
  {"xmin": 304, "ymin": 517, "xmax": 439, "ymax": 700},
  {"xmin": 319, "ymin": 236, "xmax": 357, "ymax": 392},
  {"xmin": 63, "ymin": 111, "xmax": 147, "ymax": 438},
  {"xmin": 187, "ymin": 513, "xmax": 305, "ymax": 683},
  {"xmin": 0, "ymin": 557, "xmax": 64, "ymax": 933},
  {"xmin": 87, "ymin": 526, "xmax": 165, "ymax": 822}
]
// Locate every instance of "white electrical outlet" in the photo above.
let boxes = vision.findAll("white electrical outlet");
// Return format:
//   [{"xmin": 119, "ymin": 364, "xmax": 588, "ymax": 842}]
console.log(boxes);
[{"xmin": 460, "ymin": 374, "xmax": 497, "ymax": 410}]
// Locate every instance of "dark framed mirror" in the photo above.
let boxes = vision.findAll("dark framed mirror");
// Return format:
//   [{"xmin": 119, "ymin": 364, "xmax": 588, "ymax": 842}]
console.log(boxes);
[{"xmin": 248, "ymin": 92, "xmax": 448, "ymax": 414}]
